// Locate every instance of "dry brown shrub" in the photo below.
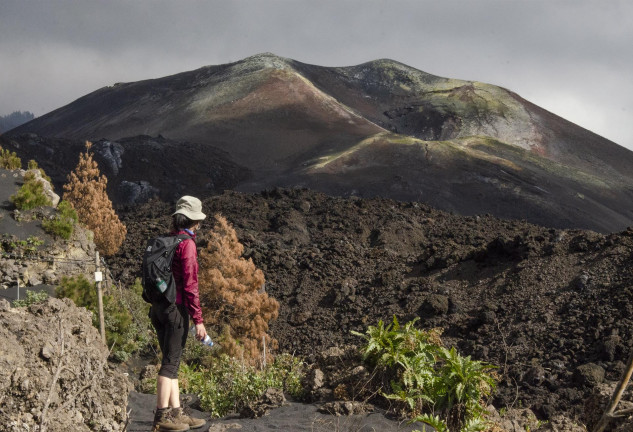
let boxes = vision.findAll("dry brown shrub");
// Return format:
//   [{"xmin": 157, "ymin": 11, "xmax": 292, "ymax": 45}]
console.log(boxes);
[
  {"xmin": 199, "ymin": 214, "xmax": 279, "ymax": 366},
  {"xmin": 62, "ymin": 141, "xmax": 126, "ymax": 256}
]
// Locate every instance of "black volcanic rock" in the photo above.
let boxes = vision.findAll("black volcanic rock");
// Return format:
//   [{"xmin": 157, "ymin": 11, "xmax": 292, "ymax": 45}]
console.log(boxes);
[
  {"xmin": 6, "ymin": 53, "xmax": 633, "ymax": 231},
  {"xmin": 106, "ymin": 188, "xmax": 633, "ymax": 421},
  {"xmin": 2, "ymin": 133, "xmax": 250, "ymax": 204}
]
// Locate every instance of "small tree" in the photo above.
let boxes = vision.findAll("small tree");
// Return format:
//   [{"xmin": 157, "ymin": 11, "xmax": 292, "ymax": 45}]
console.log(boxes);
[
  {"xmin": 27, "ymin": 159, "xmax": 51, "ymax": 181},
  {"xmin": 63, "ymin": 141, "xmax": 126, "ymax": 255},
  {"xmin": 199, "ymin": 214, "xmax": 279, "ymax": 366},
  {"xmin": 42, "ymin": 200, "xmax": 78, "ymax": 239},
  {"xmin": 10, "ymin": 171, "xmax": 52, "ymax": 210},
  {"xmin": 0, "ymin": 146, "xmax": 21, "ymax": 169}
]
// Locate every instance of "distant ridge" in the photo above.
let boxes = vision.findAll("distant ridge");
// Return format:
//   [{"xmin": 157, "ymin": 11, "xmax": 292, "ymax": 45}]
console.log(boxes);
[
  {"xmin": 0, "ymin": 110, "xmax": 34, "ymax": 134},
  {"xmin": 6, "ymin": 53, "xmax": 633, "ymax": 232}
]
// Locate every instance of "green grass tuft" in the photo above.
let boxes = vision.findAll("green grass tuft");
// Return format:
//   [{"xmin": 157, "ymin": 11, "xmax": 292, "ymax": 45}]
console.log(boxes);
[{"xmin": 178, "ymin": 353, "xmax": 305, "ymax": 417}]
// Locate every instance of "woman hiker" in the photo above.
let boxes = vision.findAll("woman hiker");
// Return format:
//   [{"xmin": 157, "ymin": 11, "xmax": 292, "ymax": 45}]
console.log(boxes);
[{"xmin": 150, "ymin": 196, "xmax": 208, "ymax": 431}]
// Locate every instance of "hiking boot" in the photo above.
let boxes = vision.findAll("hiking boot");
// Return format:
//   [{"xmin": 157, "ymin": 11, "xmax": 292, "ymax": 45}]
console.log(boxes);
[
  {"xmin": 152, "ymin": 407, "xmax": 190, "ymax": 431},
  {"xmin": 172, "ymin": 406, "xmax": 207, "ymax": 429}
]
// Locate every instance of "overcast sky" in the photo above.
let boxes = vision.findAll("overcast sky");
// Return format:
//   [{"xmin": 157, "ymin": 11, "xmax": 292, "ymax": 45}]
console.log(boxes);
[{"xmin": 1, "ymin": 0, "xmax": 631, "ymax": 150}]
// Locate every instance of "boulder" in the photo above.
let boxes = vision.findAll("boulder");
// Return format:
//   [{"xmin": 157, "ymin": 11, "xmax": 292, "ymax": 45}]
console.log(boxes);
[
  {"xmin": 240, "ymin": 388, "xmax": 286, "ymax": 418},
  {"xmin": 420, "ymin": 294, "xmax": 449, "ymax": 317},
  {"xmin": 574, "ymin": 363, "xmax": 605, "ymax": 387}
]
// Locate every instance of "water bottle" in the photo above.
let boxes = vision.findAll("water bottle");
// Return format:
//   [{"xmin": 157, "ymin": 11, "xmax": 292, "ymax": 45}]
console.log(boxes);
[
  {"xmin": 190, "ymin": 327, "xmax": 214, "ymax": 347},
  {"xmin": 156, "ymin": 278, "xmax": 168, "ymax": 293},
  {"xmin": 201, "ymin": 334, "xmax": 214, "ymax": 347}
]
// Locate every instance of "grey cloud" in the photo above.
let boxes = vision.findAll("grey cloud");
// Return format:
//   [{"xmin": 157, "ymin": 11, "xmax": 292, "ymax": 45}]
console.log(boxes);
[{"xmin": 1, "ymin": 0, "xmax": 631, "ymax": 149}]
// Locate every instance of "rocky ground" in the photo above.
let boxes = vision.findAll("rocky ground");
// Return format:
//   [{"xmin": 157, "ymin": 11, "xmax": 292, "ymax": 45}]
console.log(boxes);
[
  {"xmin": 0, "ymin": 167, "xmax": 430, "ymax": 431},
  {"xmin": 108, "ymin": 188, "xmax": 633, "ymax": 429},
  {"xmin": 0, "ymin": 168, "xmax": 96, "ymax": 291},
  {"xmin": 4, "ymin": 164, "xmax": 633, "ymax": 429},
  {"xmin": 0, "ymin": 297, "xmax": 131, "ymax": 431}
]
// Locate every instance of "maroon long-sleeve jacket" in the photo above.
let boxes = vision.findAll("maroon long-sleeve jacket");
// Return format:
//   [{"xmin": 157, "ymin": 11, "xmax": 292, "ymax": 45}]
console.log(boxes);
[{"xmin": 171, "ymin": 230, "xmax": 204, "ymax": 325}]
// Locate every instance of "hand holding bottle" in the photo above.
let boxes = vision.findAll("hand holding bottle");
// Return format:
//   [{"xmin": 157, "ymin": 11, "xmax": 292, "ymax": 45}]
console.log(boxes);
[{"xmin": 191, "ymin": 323, "xmax": 213, "ymax": 347}]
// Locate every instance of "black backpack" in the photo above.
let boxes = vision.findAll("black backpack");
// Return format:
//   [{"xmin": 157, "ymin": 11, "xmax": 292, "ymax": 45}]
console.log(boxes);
[{"xmin": 141, "ymin": 234, "xmax": 192, "ymax": 304}]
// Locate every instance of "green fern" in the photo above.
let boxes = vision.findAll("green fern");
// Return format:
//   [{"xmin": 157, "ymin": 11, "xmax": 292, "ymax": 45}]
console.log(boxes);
[
  {"xmin": 436, "ymin": 346, "xmax": 496, "ymax": 414},
  {"xmin": 461, "ymin": 417, "xmax": 488, "ymax": 432},
  {"xmin": 352, "ymin": 316, "xmax": 404, "ymax": 366},
  {"xmin": 413, "ymin": 413, "xmax": 448, "ymax": 432},
  {"xmin": 354, "ymin": 317, "xmax": 497, "ymax": 431},
  {"xmin": 398, "ymin": 351, "xmax": 436, "ymax": 390}
]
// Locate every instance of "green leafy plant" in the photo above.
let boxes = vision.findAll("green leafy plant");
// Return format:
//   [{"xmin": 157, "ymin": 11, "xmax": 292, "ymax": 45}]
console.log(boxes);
[
  {"xmin": 461, "ymin": 417, "xmax": 488, "ymax": 432},
  {"xmin": 436, "ymin": 346, "xmax": 497, "ymax": 421},
  {"xmin": 13, "ymin": 290, "xmax": 49, "ymax": 307},
  {"xmin": 42, "ymin": 200, "xmax": 78, "ymax": 239},
  {"xmin": 413, "ymin": 413, "xmax": 449, "ymax": 432},
  {"xmin": 27, "ymin": 159, "xmax": 52, "ymax": 182},
  {"xmin": 10, "ymin": 171, "xmax": 52, "ymax": 210},
  {"xmin": 354, "ymin": 316, "xmax": 497, "ymax": 431},
  {"xmin": 353, "ymin": 316, "xmax": 444, "ymax": 415},
  {"xmin": 107, "ymin": 278, "xmax": 154, "ymax": 362},
  {"xmin": 0, "ymin": 147, "xmax": 21, "ymax": 169},
  {"xmin": 353, "ymin": 316, "xmax": 440, "ymax": 368},
  {"xmin": 56, "ymin": 275, "xmax": 151, "ymax": 361},
  {"xmin": 27, "ymin": 235, "xmax": 43, "ymax": 246},
  {"xmin": 178, "ymin": 353, "xmax": 305, "ymax": 418},
  {"xmin": 56, "ymin": 274, "xmax": 97, "ymax": 307}
]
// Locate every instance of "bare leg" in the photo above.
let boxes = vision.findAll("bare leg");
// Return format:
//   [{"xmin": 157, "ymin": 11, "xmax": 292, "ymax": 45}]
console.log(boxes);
[
  {"xmin": 156, "ymin": 375, "xmax": 172, "ymax": 409},
  {"xmin": 170, "ymin": 378, "xmax": 180, "ymax": 408}
]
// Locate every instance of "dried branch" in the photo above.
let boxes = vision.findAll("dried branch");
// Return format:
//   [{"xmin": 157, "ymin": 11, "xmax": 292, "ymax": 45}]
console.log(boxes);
[
  {"xmin": 57, "ymin": 342, "xmax": 116, "ymax": 413},
  {"xmin": 39, "ymin": 320, "xmax": 65, "ymax": 432},
  {"xmin": 593, "ymin": 350, "xmax": 633, "ymax": 432},
  {"xmin": 122, "ymin": 409, "xmax": 132, "ymax": 431}
]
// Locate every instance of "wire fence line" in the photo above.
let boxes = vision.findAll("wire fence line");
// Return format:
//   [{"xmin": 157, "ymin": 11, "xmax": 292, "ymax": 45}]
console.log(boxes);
[
  {"xmin": 1, "ymin": 251, "xmax": 95, "ymax": 264},
  {"xmin": 1, "ymin": 251, "xmax": 94, "ymax": 301},
  {"xmin": 3, "ymin": 249, "xmax": 272, "ymax": 368},
  {"xmin": 2, "ymin": 250, "xmax": 160, "ymax": 359},
  {"xmin": 99, "ymin": 256, "xmax": 160, "ymax": 359}
]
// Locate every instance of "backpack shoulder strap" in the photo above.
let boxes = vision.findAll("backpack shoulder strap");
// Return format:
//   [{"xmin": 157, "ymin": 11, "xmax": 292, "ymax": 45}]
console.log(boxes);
[{"xmin": 174, "ymin": 233, "xmax": 194, "ymax": 247}]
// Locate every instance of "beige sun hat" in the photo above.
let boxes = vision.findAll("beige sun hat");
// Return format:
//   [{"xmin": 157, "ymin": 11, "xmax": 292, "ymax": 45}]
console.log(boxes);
[{"xmin": 173, "ymin": 195, "xmax": 207, "ymax": 221}]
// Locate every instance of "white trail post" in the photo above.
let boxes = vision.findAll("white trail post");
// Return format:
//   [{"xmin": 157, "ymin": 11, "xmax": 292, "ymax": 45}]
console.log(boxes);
[{"xmin": 95, "ymin": 252, "xmax": 106, "ymax": 344}]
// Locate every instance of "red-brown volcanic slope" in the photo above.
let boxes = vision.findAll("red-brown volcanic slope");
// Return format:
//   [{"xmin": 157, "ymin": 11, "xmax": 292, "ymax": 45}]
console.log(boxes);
[{"xmin": 6, "ymin": 53, "xmax": 633, "ymax": 232}]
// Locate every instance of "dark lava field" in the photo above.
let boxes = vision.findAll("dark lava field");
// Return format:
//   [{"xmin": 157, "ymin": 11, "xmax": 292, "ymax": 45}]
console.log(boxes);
[{"xmin": 107, "ymin": 188, "xmax": 633, "ymax": 422}]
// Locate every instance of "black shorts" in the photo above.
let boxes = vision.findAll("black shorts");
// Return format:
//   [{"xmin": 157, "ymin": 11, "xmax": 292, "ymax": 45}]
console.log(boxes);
[{"xmin": 150, "ymin": 302, "xmax": 189, "ymax": 379}]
